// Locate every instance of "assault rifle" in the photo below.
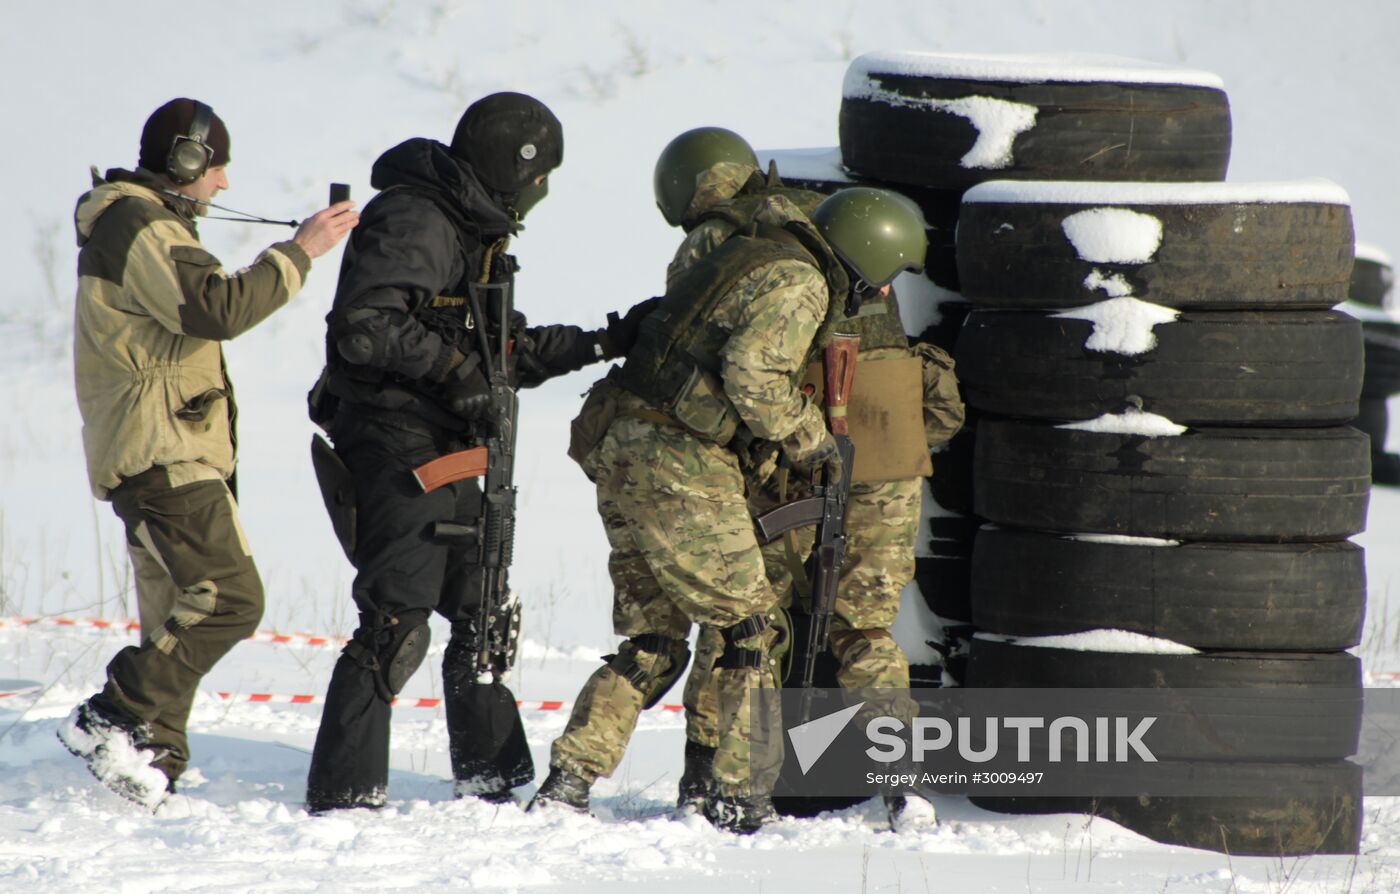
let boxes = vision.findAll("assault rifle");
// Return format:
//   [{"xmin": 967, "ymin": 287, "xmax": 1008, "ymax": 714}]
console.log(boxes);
[
  {"xmin": 754, "ymin": 334, "xmax": 859, "ymax": 722},
  {"xmin": 460, "ymin": 272, "xmax": 522, "ymax": 681},
  {"xmin": 411, "ymin": 261, "xmax": 522, "ymax": 682}
]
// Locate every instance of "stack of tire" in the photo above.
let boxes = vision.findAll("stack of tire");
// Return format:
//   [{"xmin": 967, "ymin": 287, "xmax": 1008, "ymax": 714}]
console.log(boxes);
[
  {"xmin": 1340, "ymin": 244, "xmax": 1400, "ymax": 484},
  {"xmin": 956, "ymin": 178, "xmax": 1367, "ymax": 856},
  {"xmin": 756, "ymin": 146, "xmax": 977, "ymax": 686},
  {"xmin": 832, "ymin": 51, "xmax": 1367, "ymax": 856},
  {"xmin": 818, "ymin": 50, "xmax": 1238, "ymax": 685}
]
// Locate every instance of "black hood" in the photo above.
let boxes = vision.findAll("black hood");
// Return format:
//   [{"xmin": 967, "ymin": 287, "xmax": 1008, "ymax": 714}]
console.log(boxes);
[{"xmin": 369, "ymin": 138, "xmax": 518, "ymax": 237}]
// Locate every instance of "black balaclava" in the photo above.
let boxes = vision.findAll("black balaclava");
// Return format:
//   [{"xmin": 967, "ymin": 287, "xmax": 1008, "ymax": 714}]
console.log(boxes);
[{"xmin": 450, "ymin": 92, "xmax": 562, "ymax": 218}]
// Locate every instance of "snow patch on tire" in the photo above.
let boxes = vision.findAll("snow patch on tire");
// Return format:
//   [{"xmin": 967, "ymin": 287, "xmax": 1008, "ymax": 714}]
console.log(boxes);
[
  {"xmin": 1057, "ymin": 408, "xmax": 1186, "ymax": 437},
  {"xmin": 842, "ymin": 51, "xmax": 1225, "ymax": 90},
  {"xmin": 1061, "ymin": 207, "xmax": 1163, "ymax": 263},
  {"xmin": 1065, "ymin": 533, "xmax": 1180, "ymax": 547},
  {"xmin": 1052, "ymin": 296, "xmax": 1180, "ymax": 355},
  {"xmin": 963, "ymin": 177, "xmax": 1351, "ymax": 206},
  {"xmin": 975, "ymin": 629, "xmax": 1199, "ymax": 655}
]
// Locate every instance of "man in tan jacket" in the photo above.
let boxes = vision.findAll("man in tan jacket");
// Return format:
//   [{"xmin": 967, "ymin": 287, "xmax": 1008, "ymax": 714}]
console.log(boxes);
[{"xmin": 58, "ymin": 97, "xmax": 357, "ymax": 809}]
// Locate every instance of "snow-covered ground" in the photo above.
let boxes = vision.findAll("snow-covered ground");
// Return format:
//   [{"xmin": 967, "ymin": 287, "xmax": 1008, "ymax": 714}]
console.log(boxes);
[{"xmin": 3, "ymin": 1, "xmax": 1400, "ymax": 890}]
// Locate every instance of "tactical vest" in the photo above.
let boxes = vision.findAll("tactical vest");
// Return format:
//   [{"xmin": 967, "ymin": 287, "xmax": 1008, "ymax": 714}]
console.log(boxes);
[
  {"xmin": 800, "ymin": 292, "xmax": 934, "ymax": 481},
  {"xmin": 617, "ymin": 215, "xmax": 848, "ymax": 445},
  {"xmin": 694, "ymin": 184, "xmax": 826, "ymax": 231}
]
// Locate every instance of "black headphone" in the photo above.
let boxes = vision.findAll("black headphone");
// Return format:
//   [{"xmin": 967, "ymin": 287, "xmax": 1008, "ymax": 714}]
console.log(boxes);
[{"xmin": 167, "ymin": 101, "xmax": 214, "ymax": 185}]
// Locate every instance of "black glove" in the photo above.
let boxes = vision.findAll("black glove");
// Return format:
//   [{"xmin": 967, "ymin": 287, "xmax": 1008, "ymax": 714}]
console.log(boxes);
[
  {"xmin": 509, "ymin": 329, "xmax": 551, "ymax": 388},
  {"xmin": 440, "ymin": 357, "xmax": 493, "ymax": 424},
  {"xmin": 783, "ymin": 430, "xmax": 844, "ymax": 484},
  {"xmin": 596, "ymin": 296, "xmax": 663, "ymax": 359}
]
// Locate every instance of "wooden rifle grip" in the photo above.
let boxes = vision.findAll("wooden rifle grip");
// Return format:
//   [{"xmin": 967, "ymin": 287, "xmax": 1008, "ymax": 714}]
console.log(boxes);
[{"xmin": 823, "ymin": 334, "xmax": 860, "ymax": 436}]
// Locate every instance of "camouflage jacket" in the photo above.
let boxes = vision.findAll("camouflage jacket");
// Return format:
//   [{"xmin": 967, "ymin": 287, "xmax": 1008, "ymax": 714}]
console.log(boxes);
[
  {"xmin": 605, "ymin": 190, "xmax": 831, "ymax": 461},
  {"xmin": 73, "ymin": 168, "xmax": 310, "ymax": 499},
  {"xmin": 668, "ymin": 163, "xmax": 966, "ymax": 477}
]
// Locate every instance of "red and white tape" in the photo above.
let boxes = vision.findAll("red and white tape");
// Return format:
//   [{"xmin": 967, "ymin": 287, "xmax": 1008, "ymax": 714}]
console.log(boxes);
[
  {"xmin": 0, "ymin": 616, "xmax": 347, "ymax": 649},
  {"xmin": 0, "ymin": 616, "xmax": 140, "ymax": 633},
  {"xmin": 0, "ymin": 615, "xmax": 691, "ymax": 710},
  {"xmin": 211, "ymin": 691, "xmax": 684, "ymax": 713}
]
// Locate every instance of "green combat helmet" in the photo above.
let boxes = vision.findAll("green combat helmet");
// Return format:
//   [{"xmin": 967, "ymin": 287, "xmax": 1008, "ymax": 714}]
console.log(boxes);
[
  {"xmin": 810, "ymin": 187, "xmax": 928, "ymax": 288},
  {"xmin": 654, "ymin": 127, "xmax": 760, "ymax": 227}
]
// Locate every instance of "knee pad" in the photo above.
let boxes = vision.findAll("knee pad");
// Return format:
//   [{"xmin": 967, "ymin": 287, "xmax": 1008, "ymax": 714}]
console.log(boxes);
[
  {"xmin": 712, "ymin": 613, "xmax": 770, "ymax": 671},
  {"xmin": 604, "ymin": 634, "xmax": 691, "ymax": 709},
  {"xmin": 346, "ymin": 610, "xmax": 431, "ymax": 702},
  {"xmin": 385, "ymin": 618, "xmax": 430, "ymax": 695}
]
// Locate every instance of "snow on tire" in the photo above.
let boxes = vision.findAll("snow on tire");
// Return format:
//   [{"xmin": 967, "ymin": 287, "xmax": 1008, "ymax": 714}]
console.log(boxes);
[
  {"xmin": 956, "ymin": 179, "xmax": 1354, "ymax": 310},
  {"xmin": 970, "ymin": 528, "xmax": 1365, "ymax": 651},
  {"xmin": 973, "ymin": 419, "xmax": 1371, "ymax": 542},
  {"xmin": 955, "ymin": 309, "xmax": 1362, "ymax": 425},
  {"xmin": 838, "ymin": 52, "xmax": 1231, "ymax": 190}
]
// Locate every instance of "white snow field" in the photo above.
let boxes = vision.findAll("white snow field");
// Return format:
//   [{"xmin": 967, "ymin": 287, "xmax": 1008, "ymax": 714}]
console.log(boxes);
[{"xmin": 2, "ymin": 0, "xmax": 1400, "ymax": 890}]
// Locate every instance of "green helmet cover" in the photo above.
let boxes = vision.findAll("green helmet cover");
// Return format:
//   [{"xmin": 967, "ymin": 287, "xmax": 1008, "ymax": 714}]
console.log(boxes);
[
  {"xmin": 653, "ymin": 127, "xmax": 759, "ymax": 227},
  {"xmin": 810, "ymin": 187, "xmax": 927, "ymax": 287}
]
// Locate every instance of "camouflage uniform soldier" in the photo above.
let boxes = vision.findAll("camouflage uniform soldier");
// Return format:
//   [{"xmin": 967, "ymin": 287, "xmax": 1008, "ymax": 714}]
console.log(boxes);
[
  {"xmin": 531, "ymin": 142, "xmax": 862, "ymax": 834},
  {"xmin": 59, "ymin": 98, "xmax": 356, "ymax": 809},
  {"xmin": 650, "ymin": 132, "xmax": 963, "ymax": 830}
]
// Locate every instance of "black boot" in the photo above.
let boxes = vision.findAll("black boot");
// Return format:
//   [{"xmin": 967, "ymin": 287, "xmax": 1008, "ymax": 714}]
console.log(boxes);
[
  {"xmin": 705, "ymin": 792, "xmax": 777, "ymax": 834},
  {"xmin": 443, "ymin": 627, "xmax": 534, "ymax": 793},
  {"xmin": 454, "ymin": 776, "xmax": 515, "ymax": 804},
  {"xmin": 305, "ymin": 647, "xmax": 393, "ymax": 813},
  {"xmin": 677, "ymin": 740, "xmax": 716, "ymax": 814},
  {"xmin": 528, "ymin": 766, "xmax": 591, "ymax": 814}
]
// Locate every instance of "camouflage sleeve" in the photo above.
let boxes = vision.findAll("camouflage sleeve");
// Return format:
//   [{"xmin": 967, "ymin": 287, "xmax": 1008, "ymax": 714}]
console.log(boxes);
[
  {"xmin": 665, "ymin": 219, "xmax": 733, "ymax": 291},
  {"xmin": 128, "ymin": 219, "xmax": 309, "ymax": 341},
  {"xmin": 914, "ymin": 342, "xmax": 966, "ymax": 448},
  {"xmin": 718, "ymin": 258, "xmax": 830, "ymax": 445}
]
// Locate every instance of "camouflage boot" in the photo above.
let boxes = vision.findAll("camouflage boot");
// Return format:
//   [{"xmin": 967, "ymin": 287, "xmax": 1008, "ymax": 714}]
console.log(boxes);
[
  {"xmin": 528, "ymin": 766, "xmax": 591, "ymax": 814},
  {"xmin": 676, "ymin": 740, "xmax": 716, "ymax": 814}
]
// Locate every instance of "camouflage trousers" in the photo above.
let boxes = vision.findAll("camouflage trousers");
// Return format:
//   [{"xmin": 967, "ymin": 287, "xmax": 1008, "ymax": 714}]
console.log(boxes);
[
  {"xmin": 550, "ymin": 416, "xmax": 784, "ymax": 797},
  {"xmin": 683, "ymin": 475, "xmax": 923, "ymax": 749}
]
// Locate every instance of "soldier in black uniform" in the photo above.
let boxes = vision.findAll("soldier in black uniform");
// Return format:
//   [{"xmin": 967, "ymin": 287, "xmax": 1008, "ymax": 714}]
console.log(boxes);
[{"xmin": 305, "ymin": 92, "xmax": 653, "ymax": 812}]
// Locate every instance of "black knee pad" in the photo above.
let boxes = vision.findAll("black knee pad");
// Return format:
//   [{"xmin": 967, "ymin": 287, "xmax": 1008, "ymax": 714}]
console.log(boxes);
[
  {"xmin": 385, "ymin": 618, "xmax": 430, "ymax": 695},
  {"xmin": 604, "ymin": 634, "xmax": 691, "ymax": 709},
  {"xmin": 346, "ymin": 610, "xmax": 431, "ymax": 702}
]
